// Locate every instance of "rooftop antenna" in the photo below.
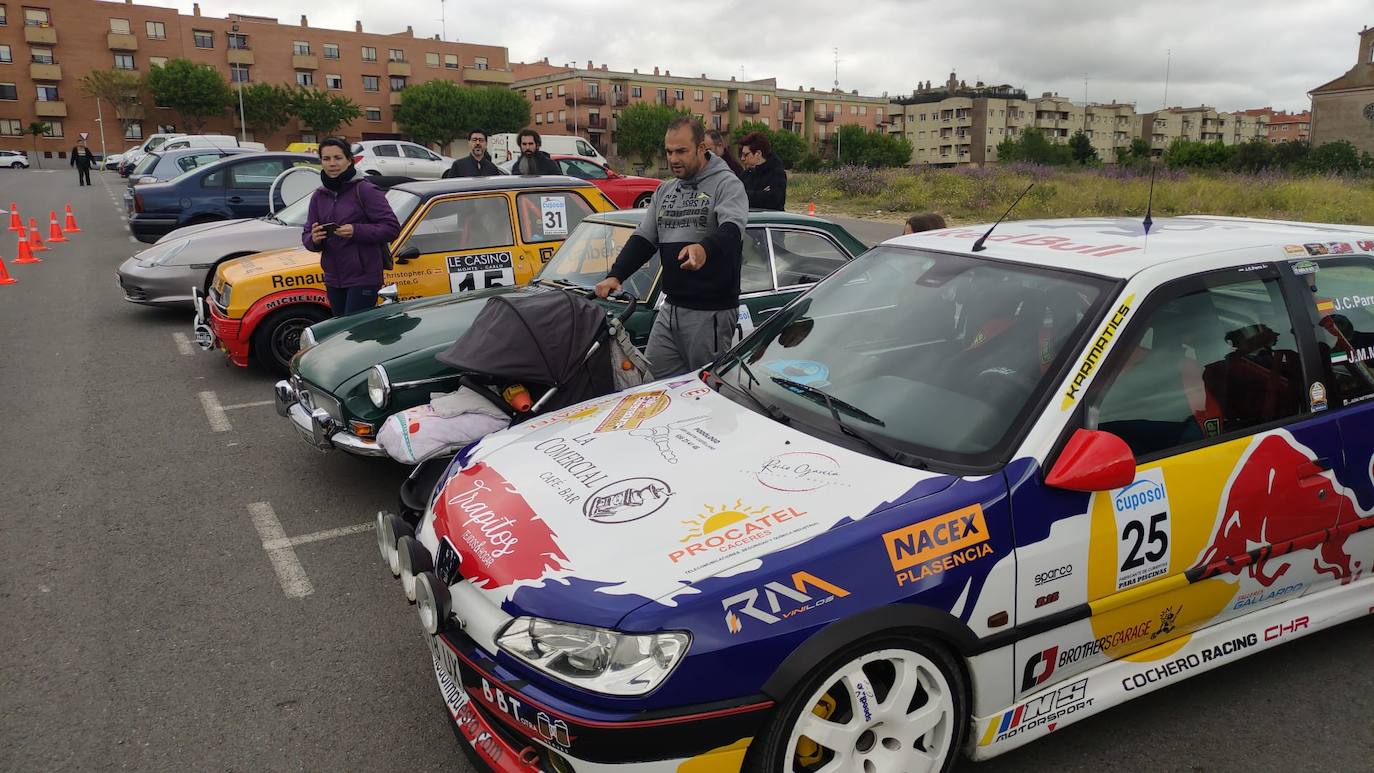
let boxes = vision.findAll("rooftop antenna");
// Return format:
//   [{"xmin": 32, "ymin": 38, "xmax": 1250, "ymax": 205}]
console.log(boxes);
[
  {"xmin": 439, "ymin": 0, "xmax": 446, "ymax": 41},
  {"xmin": 1161, "ymin": 49, "xmax": 1171, "ymax": 108},
  {"xmin": 833, "ymin": 47, "xmax": 840, "ymax": 91},
  {"xmin": 1143, "ymin": 161, "xmax": 1157, "ymax": 235},
  {"xmin": 972, "ymin": 183, "xmax": 1034, "ymax": 252}
]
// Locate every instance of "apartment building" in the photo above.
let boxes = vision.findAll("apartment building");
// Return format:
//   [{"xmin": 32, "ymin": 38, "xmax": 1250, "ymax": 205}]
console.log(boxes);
[
  {"xmin": 1309, "ymin": 24, "xmax": 1374, "ymax": 155},
  {"xmin": 510, "ymin": 59, "xmax": 889, "ymax": 159},
  {"xmin": 0, "ymin": 0, "xmax": 513, "ymax": 158},
  {"xmin": 1265, "ymin": 110, "xmax": 1311, "ymax": 143},
  {"xmin": 1137, "ymin": 105, "xmax": 1269, "ymax": 154}
]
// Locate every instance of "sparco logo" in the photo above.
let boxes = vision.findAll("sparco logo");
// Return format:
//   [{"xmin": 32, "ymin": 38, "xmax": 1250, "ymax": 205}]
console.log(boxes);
[
  {"xmin": 1034, "ymin": 565, "xmax": 1073, "ymax": 586},
  {"xmin": 1114, "ymin": 479, "xmax": 1165, "ymax": 512}
]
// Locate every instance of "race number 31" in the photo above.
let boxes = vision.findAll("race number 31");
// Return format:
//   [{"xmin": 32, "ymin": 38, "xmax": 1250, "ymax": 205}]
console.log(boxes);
[
  {"xmin": 1109, "ymin": 468, "xmax": 1171, "ymax": 590},
  {"xmin": 541, "ymin": 196, "xmax": 568, "ymax": 236}
]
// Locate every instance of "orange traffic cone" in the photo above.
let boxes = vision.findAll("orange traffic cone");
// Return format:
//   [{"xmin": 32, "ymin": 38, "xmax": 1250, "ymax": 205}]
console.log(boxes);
[
  {"xmin": 14, "ymin": 230, "xmax": 40, "ymax": 264},
  {"xmin": 807, "ymin": 201, "xmax": 816, "ymax": 217},
  {"xmin": 7, "ymin": 203, "xmax": 21, "ymax": 232},
  {"xmin": 0, "ymin": 252, "xmax": 16, "ymax": 285},
  {"xmin": 28, "ymin": 218, "xmax": 46, "ymax": 252},
  {"xmin": 63, "ymin": 203, "xmax": 81, "ymax": 233},
  {"xmin": 47, "ymin": 211, "xmax": 66, "ymax": 243}
]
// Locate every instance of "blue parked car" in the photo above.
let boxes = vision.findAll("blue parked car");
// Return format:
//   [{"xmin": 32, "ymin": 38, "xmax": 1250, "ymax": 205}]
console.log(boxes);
[
  {"xmin": 123, "ymin": 146, "xmax": 256, "ymax": 215},
  {"xmin": 128, "ymin": 152, "xmax": 316, "ymax": 244}
]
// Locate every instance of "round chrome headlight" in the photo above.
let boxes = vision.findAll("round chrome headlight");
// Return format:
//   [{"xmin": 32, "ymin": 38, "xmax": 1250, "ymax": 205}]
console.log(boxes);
[
  {"xmin": 376, "ymin": 511, "xmax": 400, "ymax": 576},
  {"xmin": 367, "ymin": 364, "xmax": 391, "ymax": 409},
  {"xmin": 415, "ymin": 572, "xmax": 451, "ymax": 635},
  {"xmin": 297, "ymin": 326, "xmax": 318, "ymax": 356}
]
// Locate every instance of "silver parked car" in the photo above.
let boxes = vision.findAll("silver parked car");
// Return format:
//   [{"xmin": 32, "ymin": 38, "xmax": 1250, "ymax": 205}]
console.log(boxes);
[{"xmin": 0, "ymin": 150, "xmax": 30, "ymax": 169}]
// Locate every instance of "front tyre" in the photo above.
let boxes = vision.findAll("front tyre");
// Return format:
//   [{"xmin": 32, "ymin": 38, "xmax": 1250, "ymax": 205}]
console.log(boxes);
[
  {"xmin": 633, "ymin": 192, "xmax": 653, "ymax": 208},
  {"xmin": 252, "ymin": 305, "xmax": 329, "ymax": 376},
  {"xmin": 748, "ymin": 637, "xmax": 967, "ymax": 773}
]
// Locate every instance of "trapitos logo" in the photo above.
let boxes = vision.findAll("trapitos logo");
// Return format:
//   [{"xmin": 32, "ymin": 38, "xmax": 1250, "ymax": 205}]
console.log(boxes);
[
  {"xmin": 434, "ymin": 462, "xmax": 569, "ymax": 590},
  {"xmin": 669, "ymin": 500, "xmax": 809, "ymax": 565},
  {"xmin": 882, "ymin": 504, "xmax": 993, "ymax": 586}
]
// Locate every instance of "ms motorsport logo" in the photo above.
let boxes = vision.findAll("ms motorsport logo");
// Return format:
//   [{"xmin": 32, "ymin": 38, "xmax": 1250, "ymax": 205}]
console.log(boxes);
[{"xmin": 980, "ymin": 679, "xmax": 1092, "ymax": 746}]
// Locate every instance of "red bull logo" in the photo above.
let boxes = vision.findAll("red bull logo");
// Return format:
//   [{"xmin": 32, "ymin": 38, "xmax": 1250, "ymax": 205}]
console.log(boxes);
[{"xmin": 434, "ymin": 463, "xmax": 569, "ymax": 591}]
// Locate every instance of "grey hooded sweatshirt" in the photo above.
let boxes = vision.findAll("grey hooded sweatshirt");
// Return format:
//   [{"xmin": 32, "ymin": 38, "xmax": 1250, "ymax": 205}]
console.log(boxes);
[{"xmin": 607, "ymin": 152, "xmax": 748, "ymax": 310}]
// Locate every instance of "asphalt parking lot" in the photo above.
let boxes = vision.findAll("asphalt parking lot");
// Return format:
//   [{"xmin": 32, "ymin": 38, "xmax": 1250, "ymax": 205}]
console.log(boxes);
[{"xmin": 0, "ymin": 168, "xmax": 1369, "ymax": 772}]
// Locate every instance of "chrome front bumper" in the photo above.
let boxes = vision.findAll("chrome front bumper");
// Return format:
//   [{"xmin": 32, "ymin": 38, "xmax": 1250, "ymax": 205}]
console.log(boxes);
[{"xmin": 274, "ymin": 379, "xmax": 388, "ymax": 457}]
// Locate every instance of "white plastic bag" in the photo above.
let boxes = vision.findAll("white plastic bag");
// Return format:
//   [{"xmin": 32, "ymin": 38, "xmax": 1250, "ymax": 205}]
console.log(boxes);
[{"xmin": 377, "ymin": 403, "xmax": 509, "ymax": 464}]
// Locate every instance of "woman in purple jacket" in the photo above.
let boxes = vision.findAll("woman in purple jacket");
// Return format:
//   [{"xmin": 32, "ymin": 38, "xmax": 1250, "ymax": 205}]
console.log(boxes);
[{"xmin": 303, "ymin": 137, "xmax": 402, "ymax": 316}]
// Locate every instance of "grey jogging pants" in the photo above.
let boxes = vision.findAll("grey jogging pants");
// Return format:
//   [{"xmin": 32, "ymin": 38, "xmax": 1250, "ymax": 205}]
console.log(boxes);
[{"xmin": 645, "ymin": 302, "xmax": 738, "ymax": 380}]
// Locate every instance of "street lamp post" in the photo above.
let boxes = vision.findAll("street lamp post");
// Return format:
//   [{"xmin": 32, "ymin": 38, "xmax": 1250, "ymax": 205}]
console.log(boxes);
[
  {"xmin": 232, "ymin": 21, "xmax": 247, "ymax": 142},
  {"xmin": 565, "ymin": 61, "xmax": 578, "ymax": 136},
  {"xmin": 94, "ymin": 97, "xmax": 108, "ymax": 171}
]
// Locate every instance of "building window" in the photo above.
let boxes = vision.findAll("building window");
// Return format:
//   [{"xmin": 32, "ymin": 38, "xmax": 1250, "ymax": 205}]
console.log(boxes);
[
  {"xmin": 36, "ymin": 84, "xmax": 58, "ymax": 101},
  {"xmin": 693, "ymin": 90, "xmax": 703, "ymax": 101},
  {"xmin": 109, "ymin": 17, "xmax": 129, "ymax": 34},
  {"xmin": 296, "ymin": 71, "xmax": 314, "ymax": 87},
  {"xmin": 24, "ymin": 7, "xmax": 48, "ymax": 26},
  {"xmin": 425, "ymin": 52, "xmax": 439, "ymax": 68},
  {"xmin": 763, "ymin": 117, "xmax": 770, "ymax": 126},
  {"xmin": 0, "ymin": 45, "xmax": 9, "ymax": 63},
  {"xmin": 293, "ymin": 41, "xmax": 310, "ymax": 56},
  {"xmin": 227, "ymin": 33, "xmax": 248, "ymax": 50},
  {"xmin": 544, "ymin": 87, "xmax": 552, "ymax": 98},
  {"xmin": 474, "ymin": 56, "xmax": 488, "ymax": 70},
  {"xmin": 545, "ymin": 111, "xmax": 553, "ymax": 122},
  {"xmin": 533, "ymin": 90, "xmax": 541, "ymax": 101},
  {"xmin": 559, "ymin": 110, "xmax": 566, "ymax": 121},
  {"xmin": 0, "ymin": 6, "xmax": 6, "ymax": 25},
  {"xmin": 113, "ymin": 53, "xmax": 134, "ymax": 70},
  {"xmin": 389, "ymin": 76, "xmax": 406, "ymax": 91},
  {"xmin": 145, "ymin": 20, "xmax": 165, "ymax": 39},
  {"xmin": 325, "ymin": 73, "xmax": 342, "ymax": 89},
  {"xmin": 674, "ymin": 89, "xmax": 684, "ymax": 101},
  {"xmin": 0, "ymin": 119, "xmax": 20, "ymax": 135},
  {"xmin": 193, "ymin": 29, "xmax": 213, "ymax": 48},
  {"xmin": 557, "ymin": 85, "xmax": 566, "ymax": 96},
  {"xmin": 763, "ymin": 95, "xmax": 770, "ymax": 106},
  {"xmin": 42, "ymin": 119, "xmax": 61, "ymax": 137},
  {"xmin": 0, "ymin": 82, "xmax": 15, "ymax": 100},
  {"xmin": 388, "ymin": 48, "xmax": 405, "ymax": 62},
  {"xmin": 229, "ymin": 63, "xmax": 249, "ymax": 83},
  {"xmin": 148, "ymin": 56, "xmax": 167, "ymax": 67},
  {"xmin": 323, "ymin": 43, "xmax": 339, "ymax": 59},
  {"xmin": 29, "ymin": 46, "xmax": 52, "ymax": 64},
  {"xmin": 586, "ymin": 82, "xmax": 599, "ymax": 97},
  {"xmin": 124, "ymin": 121, "xmax": 142, "ymax": 139},
  {"xmin": 631, "ymin": 86, "xmax": 642, "ymax": 98},
  {"xmin": 443, "ymin": 54, "xmax": 458, "ymax": 69},
  {"xmin": 365, "ymin": 107, "xmax": 381, "ymax": 122},
  {"xmin": 362, "ymin": 75, "xmax": 379, "ymax": 91},
  {"xmin": 535, "ymin": 114, "xmax": 541, "ymax": 125},
  {"xmin": 361, "ymin": 46, "xmax": 376, "ymax": 62}
]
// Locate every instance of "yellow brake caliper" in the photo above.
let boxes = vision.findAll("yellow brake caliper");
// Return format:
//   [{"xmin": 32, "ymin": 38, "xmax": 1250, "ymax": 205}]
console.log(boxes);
[{"xmin": 796, "ymin": 693, "xmax": 839, "ymax": 766}]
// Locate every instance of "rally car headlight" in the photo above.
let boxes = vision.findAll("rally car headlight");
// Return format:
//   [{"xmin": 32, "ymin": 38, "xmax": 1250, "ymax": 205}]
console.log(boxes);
[
  {"xmin": 297, "ymin": 326, "xmax": 318, "ymax": 356},
  {"xmin": 367, "ymin": 365, "xmax": 391, "ymax": 409},
  {"xmin": 141, "ymin": 239, "xmax": 189, "ymax": 267},
  {"xmin": 496, "ymin": 617, "xmax": 690, "ymax": 696}
]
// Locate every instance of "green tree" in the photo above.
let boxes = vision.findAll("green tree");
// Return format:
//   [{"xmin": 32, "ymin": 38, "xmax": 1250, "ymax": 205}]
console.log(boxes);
[
  {"xmin": 1163, "ymin": 138, "xmax": 1234, "ymax": 170},
  {"xmin": 24, "ymin": 121, "xmax": 51, "ymax": 168},
  {"xmin": 1304, "ymin": 140, "xmax": 1361, "ymax": 174},
  {"xmin": 291, "ymin": 87, "xmax": 362, "ymax": 136},
  {"xmin": 1229, "ymin": 138, "xmax": 1277, "ymax": 173},
  {"xmin": 469, "ymin": 87, "xmax": 531, "ymax": 136},
  {"xmin": 1068, "ymin": 131, "xmax": 1099, "ymax": 165},
  {"xmin": 1114, "ymin": 137, "xmax": 1153, "ymax": 168},
  {"xmin": 824, "ymin": 124, "xmax": 911, "ymax": 168},
  {"xmin": 238, "ymin": 82, "xmax": 295, "ymax": 139},
  {"xmin": 145, "ymin": 59, "xmax": 233, "ymax": 133},
  {"xmin": 997, "ymin": 127, "xmax": 1072, "ymax": 165},
  {"xmin": 1273, "ymin": 140, "xmax": 1310, "ymax": 170},
  {"xmin": 395, "ymin": 80, "xmax": 471, "ymax": 148},
  {"xmin": 616, "ymin": 102, "xmax": 690, "ymax": 165},
  {"xmin": 78, "ymin": 69, "xmax": 146, "ymax": 143}
]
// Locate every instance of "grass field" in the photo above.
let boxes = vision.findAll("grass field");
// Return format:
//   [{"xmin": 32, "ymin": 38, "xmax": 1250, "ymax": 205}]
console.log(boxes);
[{"xmin": 788, "ymin": 165, "xmax": 1374, "ymax": 225}]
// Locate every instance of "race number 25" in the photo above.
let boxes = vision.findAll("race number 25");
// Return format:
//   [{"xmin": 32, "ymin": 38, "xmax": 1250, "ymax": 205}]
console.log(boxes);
[{"xmin": 1109, "ymin": 469, "xmax": 1172, "ymax": 590}]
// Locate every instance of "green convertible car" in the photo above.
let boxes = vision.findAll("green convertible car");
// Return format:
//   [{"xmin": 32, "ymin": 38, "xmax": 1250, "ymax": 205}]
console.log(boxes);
[{"xmin": 272, "ymin": 209, "xmax": 868, "ymax": 457}]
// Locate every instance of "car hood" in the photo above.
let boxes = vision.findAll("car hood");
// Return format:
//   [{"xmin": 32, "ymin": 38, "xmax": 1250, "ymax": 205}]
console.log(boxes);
[
  {"xmin": 298, "ymin": 286, "xmax": 521, "ymax": 392},
  {"xmin": 219, "ymin": 245, "xmax": 317, "ymax": 285},
  {"xmin": 426, "ymin": 381, "xmax": 956, "ymax": 628},
  {"xmin": 151, "ymin": 217, "xmax": 289, "ymax": 253}
]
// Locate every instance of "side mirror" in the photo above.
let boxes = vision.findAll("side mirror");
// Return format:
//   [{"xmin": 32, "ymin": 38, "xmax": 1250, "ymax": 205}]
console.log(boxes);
[
  {"xmin": 1045, "ymin": 429, "xmax": 1136, "ymax": 492},
  {"xmin": 605, "ymin": 169, "xmax": 620, "ymax": 178},
  {"xmin": 377, "ymin": 283, "xmax": 400, "ymax": 305},
  {"xmin": 393, "ymin": 245, "xmax": 421, "ymax": 265}
]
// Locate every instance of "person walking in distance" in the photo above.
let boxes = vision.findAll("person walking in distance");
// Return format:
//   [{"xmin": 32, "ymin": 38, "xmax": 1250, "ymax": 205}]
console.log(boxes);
[
  {"xmin": 510, "ymin": 129, "xmax": 561, "ymax": 175},
  {"xmin": 737, "ymin": 132, "xmax": 787, "ymax": 210},
  {"xmin": 706, "ymin": 128, "xmax": 744, "ymax": 175},
  {"xmin": 596, "ymin": 118, "xmax": 748, "ymax": 379},
  {"xmin": 443, "ymin": 129, "xmax": 504, "ymax": 178},
  {"xmin": 303, "ymin": 137, "xmax": 401, "ymax": 317},
  {"xmin": 70, "ymin": 141, "xmax": 95, "ymax": 186}
]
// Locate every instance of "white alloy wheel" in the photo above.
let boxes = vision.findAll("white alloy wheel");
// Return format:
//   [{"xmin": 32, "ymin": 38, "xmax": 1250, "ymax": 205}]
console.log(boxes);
[{"xmin": 782, "ymin": 647, "xmax": 957, "ymax": 773}]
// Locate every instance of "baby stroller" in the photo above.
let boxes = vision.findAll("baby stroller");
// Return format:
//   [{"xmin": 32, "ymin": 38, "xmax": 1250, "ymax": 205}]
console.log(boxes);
[{"xmin": 385, "ymin": 286, "xmax": 650, "ymax": 519}]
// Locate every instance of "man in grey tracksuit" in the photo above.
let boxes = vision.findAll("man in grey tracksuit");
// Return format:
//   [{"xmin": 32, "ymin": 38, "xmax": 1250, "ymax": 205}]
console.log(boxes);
[{"xmin": 596, "ymin": 118, "xmax": 748, "ymax": 379}]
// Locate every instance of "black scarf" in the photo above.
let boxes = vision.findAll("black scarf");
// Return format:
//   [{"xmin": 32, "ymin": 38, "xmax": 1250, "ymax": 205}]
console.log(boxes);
[{"xmin": 320, "ymin": 164, "xmax": 356, "ymax": 192}]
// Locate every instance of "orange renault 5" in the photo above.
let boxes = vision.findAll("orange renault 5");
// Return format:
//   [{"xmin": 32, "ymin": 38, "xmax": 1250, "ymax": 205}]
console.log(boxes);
[{"xmin": 192, "ymin": 176, "xmax": 615, "ymax": 374}]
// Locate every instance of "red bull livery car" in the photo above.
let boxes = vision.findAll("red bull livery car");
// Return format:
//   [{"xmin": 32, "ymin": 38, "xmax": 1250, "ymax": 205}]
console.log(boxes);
[{"xmin": 376, "ymin": 216, "xmax": 1374, "ymax": 772}]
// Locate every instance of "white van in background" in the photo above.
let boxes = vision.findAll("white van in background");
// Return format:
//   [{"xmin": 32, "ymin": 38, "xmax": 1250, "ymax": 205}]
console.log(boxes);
[
  {"xmin": 160, "ymin": 135, "xmax": 247, "ymax": 152},
  {"xmin": 487, "ymin": 133, "xmax": 607, "ymax": 166}
]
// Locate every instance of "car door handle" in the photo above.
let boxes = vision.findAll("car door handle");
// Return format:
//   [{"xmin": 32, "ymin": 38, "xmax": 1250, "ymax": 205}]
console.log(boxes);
[
  {"xmin": 228, "ymin": 196, "xmax": 243, "ymax": 203},
  {"xmin": 1297, "ymin": 457, "xmax": 1332, "ymax": 478}
]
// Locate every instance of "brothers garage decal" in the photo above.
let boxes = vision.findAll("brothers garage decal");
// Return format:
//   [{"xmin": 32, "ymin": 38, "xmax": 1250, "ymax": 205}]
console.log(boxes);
[
  {"xmin": 433, "ymin": 462, "xmax": 569, "ymax": 590},
  {"xmin": 447, "ymin": 251, "xmax": 515, "ymax": 294},
  {"xmin": 882, "ymin": 504, "xmax": 993, "ymax": 586}
]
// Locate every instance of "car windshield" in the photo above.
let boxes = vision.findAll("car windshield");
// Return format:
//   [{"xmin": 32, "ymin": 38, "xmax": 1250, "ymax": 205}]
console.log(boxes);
[
  {"xmin": 132, "ymin": 153, "xmax": 160, "ymax": 175},
  {"xmin": 535, "ymin": 220, "xmax": 658, "ymax": 300},
  {"xmin": 145, "ymin": 137, "xmax": 169, "ymax": 152},
  {"xmin": 269, "ymin": 187, "xmax": 421, "ymax": 227},
  {"xmin": 716, "ymin": 246, "xmax": 1114, "ymax": 468}
]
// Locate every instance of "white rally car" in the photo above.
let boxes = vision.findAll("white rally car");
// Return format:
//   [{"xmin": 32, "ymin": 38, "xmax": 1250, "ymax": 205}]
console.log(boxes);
[{"xmin": 377, "ymin": 215, "xmax": 1374, "ymax": 773}]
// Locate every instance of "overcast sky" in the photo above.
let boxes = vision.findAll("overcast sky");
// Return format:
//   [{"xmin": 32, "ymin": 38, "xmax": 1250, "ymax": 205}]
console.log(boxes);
[{"xmin": 169, "ymin": 0, "xmax": 1369, "ymax": 113}]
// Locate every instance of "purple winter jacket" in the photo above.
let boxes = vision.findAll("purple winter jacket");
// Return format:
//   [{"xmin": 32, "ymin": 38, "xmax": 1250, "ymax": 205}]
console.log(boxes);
[{"xmin": 301, "ymin": 177, "xmax": 402, "ymax": 289}]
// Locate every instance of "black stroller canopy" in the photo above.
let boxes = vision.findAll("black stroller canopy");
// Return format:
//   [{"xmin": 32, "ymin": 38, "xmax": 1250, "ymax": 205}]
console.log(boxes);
[{"xmin": 437, "ymin": 289, "xmax": 610, "ymax": 391}]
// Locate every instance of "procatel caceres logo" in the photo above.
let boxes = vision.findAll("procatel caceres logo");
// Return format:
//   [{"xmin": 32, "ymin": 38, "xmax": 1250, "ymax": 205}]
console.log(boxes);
[{"xmin": 882, "ymin": 504, "xmax": 993, "ymax": 586}]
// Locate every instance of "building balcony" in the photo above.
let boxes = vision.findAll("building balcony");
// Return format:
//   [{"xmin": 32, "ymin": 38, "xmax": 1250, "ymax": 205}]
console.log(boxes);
[
  {"xmin": 611, "ymin": 93, "xmax": 629, "ymax": 107},
  {"xmin": 586, "ymin": 115, "xmax": 606, "ymax": 129},
  {"xmin": 30, "ymin": 62, "xmax": 62, "ymax": 81},
  {"xmin": 740, "ymin": 102, "xmax": 760, "ymax": 114},
  {"xmin": 294, "ymin": 54, "xmax": 320, "ymax": 70},
  {"xmin": 782, "ymin": 107, "xmax": 798, "ymax": 119},
  {"xmin": 227, "ymin": 49, "xmax": 255, "ymax": 65},
  {"xmin": 463, "ymin": 66, "xmax": 513, "ymax": 84},
  {"xmin": 569, "ymin": 94, "xmax": 605, "ymax": 106},
  {"xmin": 387, "ymin": 61, "xmax": 410, "ymax": 77},
  {"xmin": 25, "ymin": 26, "xmax": 57, "ymax": 45},
  {"xmin": 814, "ymin": 112, "xmax": 835, "ymax": 123},
  {"xmin": 389, "ymin": 92, "xmax": 404, "ymax": 106},
  {"xmin": 711, "ymin": 99, "xmax": 729, "ymax": 113},
  {"xmin": 35, "ymin": 100, "xmax": 67, "ymax": 118},
  {"xmin": 107, "ymin": 32, "xmax": 138, "ymax": 51}
]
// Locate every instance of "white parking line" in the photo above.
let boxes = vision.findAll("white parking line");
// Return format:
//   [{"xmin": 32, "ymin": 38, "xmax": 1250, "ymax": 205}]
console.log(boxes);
[
  {"xmin": 172, "ymin": 332, "xmax": 194, "ymax": 356},
  {"xmin": 198, "ymin": 390, "xmax": 232, "ymax": 432},
  {"xmin": 222, "ymin": 399, "xmax": 274, "ymax": 410},
  {"xmin": 261, "ymin": 521, "xmax": 374, "ymax": 550},
  {"xmin": 127, "ymin": 236, "xmax": 137, "ymax": 243},
  {"xmin": 248, "ymin": 502, "xmax": 314, "ymax": 598}
]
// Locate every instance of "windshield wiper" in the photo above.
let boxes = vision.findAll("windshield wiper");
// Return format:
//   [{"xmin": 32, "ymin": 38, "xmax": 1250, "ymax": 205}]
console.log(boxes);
[
  {"xmin": 769, "ymin": 377, "xmax": 924, "ymax": 467},
  {"xmin": 709, "ymin": 355, "xmax": 789, "ymax": 424}
]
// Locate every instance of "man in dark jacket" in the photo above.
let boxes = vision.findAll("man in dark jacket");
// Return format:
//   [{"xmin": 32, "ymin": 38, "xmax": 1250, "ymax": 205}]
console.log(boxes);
[
  {"xmin": 510, "ymin": 129, "xmax": 562, "ymax": 175},
  {"xmin": 737, "ymin": 132, "xmax": 787, "ymax": 210},
  {"xmin": 70, "ymin": 141, "xmax": 95, "ymax": 186},
  {"xmin": 443, "ymin": 129, "xmax": 503, "ymax": 178}
]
